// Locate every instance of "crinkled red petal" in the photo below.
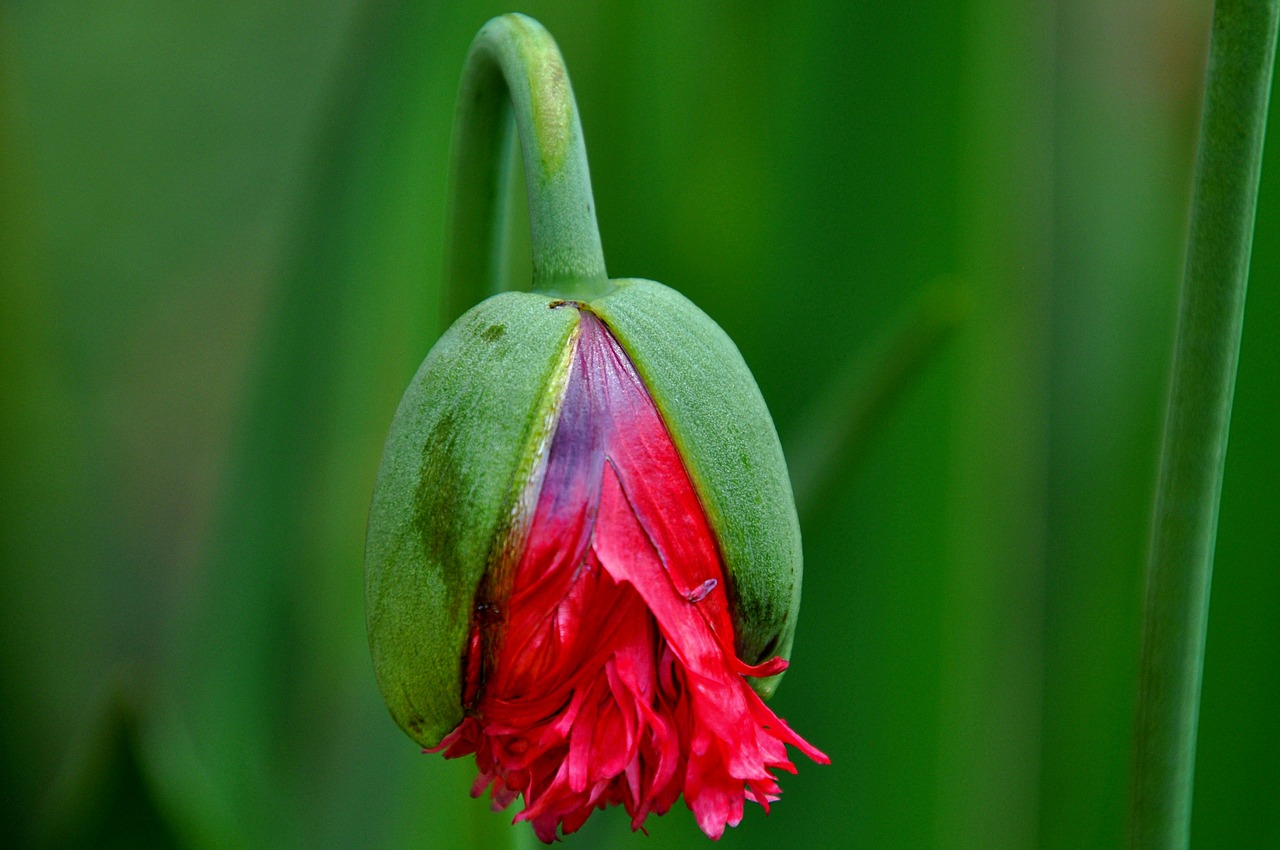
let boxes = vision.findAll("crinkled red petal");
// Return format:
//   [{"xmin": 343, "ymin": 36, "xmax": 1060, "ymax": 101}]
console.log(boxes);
[{"xmin": 432, "ymin": 309, "xmax": 826, "ymax": 841}]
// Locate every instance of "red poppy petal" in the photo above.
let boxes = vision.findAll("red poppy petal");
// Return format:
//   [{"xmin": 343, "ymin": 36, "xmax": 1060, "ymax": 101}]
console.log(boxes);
[{"xmin": 435, "ymin": 308, "xmax": 825, "ymax": 841}]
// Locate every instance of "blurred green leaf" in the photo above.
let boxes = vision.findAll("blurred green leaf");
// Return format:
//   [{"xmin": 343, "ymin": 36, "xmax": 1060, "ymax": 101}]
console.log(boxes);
[
  {"xmin": 38, "ymin": 693, "xmax": 183, "ymax": 850},
  {"xmin": 934, "ymin": 2, "xmax": 1054, "ymax": 847},
  {"xmin": 786, "ymin": 279, "xmax": 966, "ymax": 518},
  {"xmin": 147, "ymin": 1, "xmax": 469, "ymax": 845},
  {"xmin": 0, "ymin": 14, "xmax": 107, "ymax": 844}
]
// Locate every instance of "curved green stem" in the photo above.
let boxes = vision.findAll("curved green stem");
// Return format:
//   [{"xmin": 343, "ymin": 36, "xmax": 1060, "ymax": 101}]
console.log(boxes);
[
  {"xmin": 1129, "ymin": 2, "xmax": 1279, "ymax": 848},
  {"xmin": 444, "ymin": 13, "xmax": 609, "ymax": 321}
]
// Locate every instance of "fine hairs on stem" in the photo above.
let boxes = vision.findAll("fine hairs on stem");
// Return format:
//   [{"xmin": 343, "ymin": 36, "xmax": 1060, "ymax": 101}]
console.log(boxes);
[
  {"xmin": 1129, "ymin": 2, "xmax": 1279, "ymax": 848},
  {"xmin": 443, "ymin": 13, "xmax": 610, "ymax": 321}
]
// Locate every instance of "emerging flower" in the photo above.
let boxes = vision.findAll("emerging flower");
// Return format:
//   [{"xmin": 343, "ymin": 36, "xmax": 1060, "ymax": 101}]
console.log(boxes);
[
  {"xmin": 432, "ymin": 308, "xmax": 827, "ymax": 840},
  {"xmin": 366, "ymin": 279, "xmax": 825, "ymax": 842},
  {"xmin": 366, "ymin": 14, "xmax": 824, "ymax": 841}
]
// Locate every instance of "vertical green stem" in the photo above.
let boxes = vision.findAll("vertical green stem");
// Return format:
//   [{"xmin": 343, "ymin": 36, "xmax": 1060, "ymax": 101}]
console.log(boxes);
[
  {"xmin": 1130, "ymin": 3, "xmax": 1279, "ymax": 848},
  {"xmin": 939, "ymin": 1, "xmax": 1052, "ymax": 846},
  {"xmin": 443, "ymin": 13, "xmax": 609, "ymax": 321}
]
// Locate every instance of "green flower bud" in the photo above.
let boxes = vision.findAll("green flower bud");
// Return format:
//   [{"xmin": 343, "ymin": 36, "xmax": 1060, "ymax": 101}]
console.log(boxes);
[
  {"xmin": 366, "ymin": 13, "xmax": 824, "ymax": 842},
  {"xmin": 365, "ymin": 279, "xmax": 803, "ymax": 749}
]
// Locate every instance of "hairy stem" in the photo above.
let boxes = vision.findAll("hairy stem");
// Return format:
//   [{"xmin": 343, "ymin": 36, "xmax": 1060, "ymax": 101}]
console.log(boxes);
[
  {"xmin": 444, "ymin": 13, "xmax": 609, "ymax": 320},
  {"xmin": 1129, "ymin": 3, "xmax": 1279, "ymax": 847}
]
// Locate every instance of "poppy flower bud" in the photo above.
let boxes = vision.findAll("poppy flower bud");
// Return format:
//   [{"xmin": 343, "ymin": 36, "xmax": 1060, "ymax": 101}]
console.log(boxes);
[{"xmin": 366, "ymin": 279, "xmax": 827, "ymax": 840}]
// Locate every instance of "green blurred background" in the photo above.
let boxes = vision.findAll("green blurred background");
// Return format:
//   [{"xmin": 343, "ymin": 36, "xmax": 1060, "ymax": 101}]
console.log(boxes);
[{"xmin": 2, "ymin": 0, "xmax": 1277, "ymax": 847}]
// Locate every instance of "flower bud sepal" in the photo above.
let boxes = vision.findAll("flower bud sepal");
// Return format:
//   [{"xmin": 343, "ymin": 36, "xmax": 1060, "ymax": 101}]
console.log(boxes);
[{"xmin": 366, "ymin": 278, "xmax": 803, "ymax": 747}]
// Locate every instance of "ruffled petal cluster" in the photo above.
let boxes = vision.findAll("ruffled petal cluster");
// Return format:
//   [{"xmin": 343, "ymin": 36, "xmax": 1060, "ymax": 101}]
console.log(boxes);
[{"xmin": 434, "ymin": 308, "xmax": 826, "ymax": 841}]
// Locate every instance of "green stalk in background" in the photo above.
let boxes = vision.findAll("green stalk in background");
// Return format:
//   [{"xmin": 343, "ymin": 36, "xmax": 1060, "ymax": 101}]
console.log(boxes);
[
  {"xmin": 1130, "ymin": 3, "xmax": 1279, "ymax": 848},
  {"xmin": 938, "ymin": 0, "xmax": 1052, "ymax": 845},
  {"xmin": 443, "ymin": 13, "xmax": 609, "ymax": 318}
]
